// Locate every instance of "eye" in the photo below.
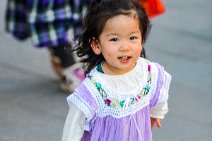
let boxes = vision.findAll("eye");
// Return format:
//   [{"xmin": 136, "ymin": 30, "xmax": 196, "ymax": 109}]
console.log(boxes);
[
  {"xmin": 109, "ymin": 38, "xmax": 119, "ymax": 42},
  {"xmin": 130, "ymin": 36, "xmax": 138, "ymax": 40}
]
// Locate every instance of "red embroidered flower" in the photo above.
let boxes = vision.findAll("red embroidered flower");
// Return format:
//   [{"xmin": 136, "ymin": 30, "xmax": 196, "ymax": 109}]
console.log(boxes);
[{"xmin": 105, "ymin": 99, "xmax": 111, "ymax": 106}]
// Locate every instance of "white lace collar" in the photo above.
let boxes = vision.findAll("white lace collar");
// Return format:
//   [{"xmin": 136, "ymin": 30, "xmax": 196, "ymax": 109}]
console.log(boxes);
[{"xmin": 89, "ymin": 57, "xmax": 149, "ymax": 95}]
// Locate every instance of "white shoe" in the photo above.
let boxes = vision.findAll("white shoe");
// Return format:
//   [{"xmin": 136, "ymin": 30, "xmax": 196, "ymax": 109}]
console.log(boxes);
[{"xmin": 60, "ymin": 63, "xmax": 84, "ymax": 94}]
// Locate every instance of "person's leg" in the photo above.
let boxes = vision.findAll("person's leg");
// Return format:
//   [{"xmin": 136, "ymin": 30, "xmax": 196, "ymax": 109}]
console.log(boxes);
[
  {"xmin": 49, "ymin": 44, "xmax": 84, "ymax": 93},
  {"xmin": 50, "ymin": 44, "xmax": 76, "ymax": 68},
  {"xmin": 49, "ymin": 44, "xmax": 75, "ymax": 77}
]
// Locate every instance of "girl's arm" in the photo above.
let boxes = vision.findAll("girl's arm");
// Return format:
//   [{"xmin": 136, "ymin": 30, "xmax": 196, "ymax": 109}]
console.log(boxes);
[
  {"xmin": 150, "ymin": 101, "xmax": 168, "ymax": 128},
  {"xmin": 61, "ymin": 104, "xmax": 85, "ymax": 141},
  {"xmin": 150, "ymin": 101, "xmax": 168, "ymax": 119},
  {"xmin": 150, "ymin": 65, "xmax": 171, "ymax": 128}
]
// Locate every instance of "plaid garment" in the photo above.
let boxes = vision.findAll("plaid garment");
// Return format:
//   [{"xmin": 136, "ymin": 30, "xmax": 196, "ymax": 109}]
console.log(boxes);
[
  {"xmin": 5, "ymin": 0, "xmax": 90, "ymax": 47},
  {"xmin": 5, "ymin": 0, "xmax": 30, "ymax": 40}
]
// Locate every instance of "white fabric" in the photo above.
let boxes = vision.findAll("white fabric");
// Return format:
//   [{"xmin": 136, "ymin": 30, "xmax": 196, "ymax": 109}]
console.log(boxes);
[
  {"xmin": 83, "ymin": 58, "xmax": 154, "ymax": 118},
  {"xmin": 61, "ymin": 58, "xmax": 171, "ymax": 141},
  {"xmin": 150, "ymin": 101, "xmax": 168, "ymax": 119},
  {"xmin": 150, "ymin": 67, "xmax": 171, "ymax": 119},
  {"xmin": 99, "ymin": 58, "xmax": 144, "ymax": 92},
  {"xmin": 67, "ymin": 92, "xmax": 96, "ymax": 131},
  {"xmin": 61, "ymin": 104, "xmax": 84, "ymax": 141}
]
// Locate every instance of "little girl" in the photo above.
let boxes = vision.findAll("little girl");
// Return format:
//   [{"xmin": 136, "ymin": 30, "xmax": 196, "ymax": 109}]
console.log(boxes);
[{"xmin": 61, "ymin": 0, "xmax": 171, "ymax": 141}]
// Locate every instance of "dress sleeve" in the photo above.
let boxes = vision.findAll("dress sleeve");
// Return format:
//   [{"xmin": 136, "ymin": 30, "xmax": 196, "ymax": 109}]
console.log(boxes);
[
  {"xmin": 150, "ymin": 101, "xmax": 168, "ymax": 119},
  {"xmin": 66, "ymin": 83, "xmax": 97, "ymax": 131},
  {"xmin": 157, "ymin": 71, "xmax": 171, "ymax": 103},
  {"xmin": 61, "ymin": 103, "xmax": 85, "ymax": 141},
  {"xmin": 150, "ymin": 63, "xmax": 171, "ymax": 119}
]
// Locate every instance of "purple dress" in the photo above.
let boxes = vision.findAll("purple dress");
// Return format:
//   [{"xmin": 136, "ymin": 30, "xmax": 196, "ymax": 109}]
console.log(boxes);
[{"xmin": 67, "ymin": 58, "xmax": 171, "ymax": 141}]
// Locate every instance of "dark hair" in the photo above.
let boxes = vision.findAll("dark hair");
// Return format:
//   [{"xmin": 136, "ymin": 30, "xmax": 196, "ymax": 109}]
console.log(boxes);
[{"xmin": 74, "ymin": 0, "xmax": 151, "ymax": 74}]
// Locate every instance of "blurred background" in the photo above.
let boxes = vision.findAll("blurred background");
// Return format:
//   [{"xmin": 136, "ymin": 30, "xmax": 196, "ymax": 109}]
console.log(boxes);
[{"xmin": 0, "ymin": 0, "xmax": 212, "ymax": 141}]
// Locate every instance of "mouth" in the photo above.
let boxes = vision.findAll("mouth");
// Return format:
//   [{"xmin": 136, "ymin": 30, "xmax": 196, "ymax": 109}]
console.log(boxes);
[{"xmin": 118, "ymin": 56, "xmax": 132, "ymax": 61}]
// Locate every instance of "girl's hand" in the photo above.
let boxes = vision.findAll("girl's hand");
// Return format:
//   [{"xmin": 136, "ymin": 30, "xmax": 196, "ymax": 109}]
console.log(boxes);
[{"xmin": 151, "ymin": 117, "xmax": 162, "ymax": 128}]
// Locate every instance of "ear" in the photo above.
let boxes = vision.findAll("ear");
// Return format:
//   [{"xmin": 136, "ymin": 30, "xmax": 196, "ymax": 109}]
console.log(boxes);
[{"xmin": 90, "ymin": 39, "xmax": 101, "ymax": 55}]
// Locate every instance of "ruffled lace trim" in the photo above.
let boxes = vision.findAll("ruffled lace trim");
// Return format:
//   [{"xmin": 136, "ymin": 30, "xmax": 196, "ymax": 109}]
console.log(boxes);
[{"xmin": 67, "ymin": 94, "xmax": 95, "ymax": 131}]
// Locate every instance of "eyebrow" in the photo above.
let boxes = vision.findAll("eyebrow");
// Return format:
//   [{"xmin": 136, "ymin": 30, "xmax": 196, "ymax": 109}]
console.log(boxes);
[
  {"xmin": 106, "ymin": 33, "xmax": 118, "ymax": 37},
  {"xmin": 106, "ymin": 31, "xmax": 140, "ymax": 37},
  {"xmin": 129, "ymin": 31, "xmax": 140, "ymax": 34}
]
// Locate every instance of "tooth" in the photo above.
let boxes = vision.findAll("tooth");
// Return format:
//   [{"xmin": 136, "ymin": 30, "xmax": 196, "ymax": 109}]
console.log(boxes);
[{"xmin": 122, "ymin": 56, "xmax": 127, "ymax": 59}]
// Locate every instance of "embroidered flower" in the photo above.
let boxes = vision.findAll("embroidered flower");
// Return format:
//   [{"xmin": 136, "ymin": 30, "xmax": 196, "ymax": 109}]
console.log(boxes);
[
  {"xmin": 89, "ymin": 64, "xmax": 152, "ymax": 109},
  {"xmin": 120, "ymin": 100, "xmax": 125, "ymax": 107},
  {"xmin": 105, "ymin": 99, "xmax": 111, "ymax": 106}
]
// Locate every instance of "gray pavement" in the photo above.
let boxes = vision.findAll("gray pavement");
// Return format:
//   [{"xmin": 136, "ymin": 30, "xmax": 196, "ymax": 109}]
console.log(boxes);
[{"xmin": 0, "ymin": 0, "xmax": 212, "ymax": 141}]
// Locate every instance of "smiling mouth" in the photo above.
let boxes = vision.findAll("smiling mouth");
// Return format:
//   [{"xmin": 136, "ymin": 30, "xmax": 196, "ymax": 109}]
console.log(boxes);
[{"xmin": 118, "ymin": 56, "xmax": 132, "ymax": 61}]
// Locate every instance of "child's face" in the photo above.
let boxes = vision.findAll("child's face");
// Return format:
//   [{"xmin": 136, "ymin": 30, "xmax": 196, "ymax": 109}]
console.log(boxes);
[{"xmin": 91, "ymin": 14, "xmax": 142, "ymax": 75}]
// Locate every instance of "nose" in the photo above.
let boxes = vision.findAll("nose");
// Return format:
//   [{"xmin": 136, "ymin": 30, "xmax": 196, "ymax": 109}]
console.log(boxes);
[{"xmin": 119, "ymin": 40, "xmax": 130, "ymax": 51}]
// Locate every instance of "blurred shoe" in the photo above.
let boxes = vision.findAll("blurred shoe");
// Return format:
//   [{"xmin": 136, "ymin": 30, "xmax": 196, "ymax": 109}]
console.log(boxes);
[
  {"xmin": 49, "ymin": 49, "xmax": 63, "ymax": 77},
  {"xmin": 60, "ymin": 63, "xmax": 84, "ymax": 94}
]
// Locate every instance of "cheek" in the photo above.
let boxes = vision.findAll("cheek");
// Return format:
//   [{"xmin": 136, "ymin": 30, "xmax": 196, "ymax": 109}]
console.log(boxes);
[
  {"xmin": 102, "ymin": 51, "xmax": 114, "ymax": 59},
  {"xmin": 132, "ymin": 46, "xmax": 142, "ymax": 58},
  {"xmin": 135, "ymin": 44, "xmax": 142, "ymax": 55},
  {"xmin": 101, "ymin": 46, "xmax": 115, "ymax": 57}
]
